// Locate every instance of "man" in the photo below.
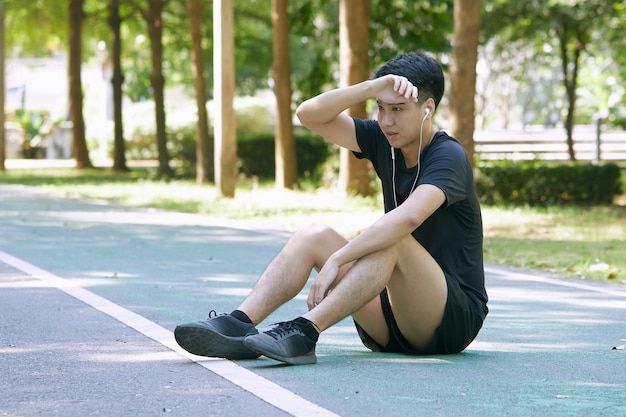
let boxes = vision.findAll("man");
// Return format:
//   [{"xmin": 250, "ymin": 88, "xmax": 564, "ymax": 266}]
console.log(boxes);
[{"xmin": 174, "ymin": 52, "xmax": 488, "ymax": 365}]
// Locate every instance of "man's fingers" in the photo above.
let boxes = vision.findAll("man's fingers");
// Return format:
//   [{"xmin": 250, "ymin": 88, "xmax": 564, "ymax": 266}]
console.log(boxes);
[{"xmin": 390, "ymin": 75, "xmax": 418, "ymax": 101}]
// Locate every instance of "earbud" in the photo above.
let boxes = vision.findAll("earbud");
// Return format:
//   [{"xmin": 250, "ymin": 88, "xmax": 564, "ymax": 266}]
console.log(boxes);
[{"xmin": 422, "ymin": 108, "xmax": 430, "ymax": 121}]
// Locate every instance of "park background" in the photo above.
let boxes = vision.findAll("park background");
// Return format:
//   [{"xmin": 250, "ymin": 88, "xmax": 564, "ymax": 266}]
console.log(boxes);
[{"xmin": 0, "ymin": 0, "xmax": 625, "ymax": 284}]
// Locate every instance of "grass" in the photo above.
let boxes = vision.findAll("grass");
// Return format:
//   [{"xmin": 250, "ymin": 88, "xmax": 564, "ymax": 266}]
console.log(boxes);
[
  {"xmin": 1, "ymin": 166, "xmax": 625, "ymax": 285},
  {"xmin": 482, "ymin": 206, "xmax": 625, "ymax": 282}
]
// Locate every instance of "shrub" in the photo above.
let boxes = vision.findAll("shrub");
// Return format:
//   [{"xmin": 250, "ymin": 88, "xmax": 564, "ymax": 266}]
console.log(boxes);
[
  {"xmin": 237, "ymin": 128, "xmax": 333, "ymax": 181},
  {"xmin": 476, "ymin": 160, "xmax": 622, "ymax": 206},
  {"xmin": 125, "ymin": 124, "xmax": 331, "ymax": 183}
]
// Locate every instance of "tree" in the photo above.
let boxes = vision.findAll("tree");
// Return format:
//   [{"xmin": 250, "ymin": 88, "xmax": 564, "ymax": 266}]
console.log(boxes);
[
  {"xmin": 271, "ymin": 0, "xmax": 297, "ymax": 189},
  {"xmin": 606, "ymin": 2, "xmax": 626, "ymax": 127},
  {"xmin": 482, "ymin": 0, "xmax": 616, "ymax": 160},
  {"xmin": 128, "ymin": 0, "xmax": 172, "ymax": 177},
  {"xmin": 68, "ymin": 0, "xmax": 93, "ymax": 168},
  {"xmin": 108, "ymin": 0, "xmax": 128, "ymax": 171},
  {"xmin": 289, "ymin": 0, "xmax": 454, "ymax": 108},
  {"xmin": 449, "ymin": 0, "xmax": 481, "ymax": 164},
  {"xmin": 4, "ymin": 0, "xmax": 67, "ymax": 55},
  {"xmin": 213, "ymin": 0, "xmax": 237, "ymax": 197},
  {"xmin": 289, "ymin": 1, "xmax": 339, "ymax": 104},
  {"xmin": 338, "ymin": 0, "xmax": 372, "ymax": 196},
  {"xmin": 0, "ymin": 0, "xmax": 5, "ymax": 171},
  {"xmin": 369, "ymin": 0, "xmax": 453, "ymax": 68},
  {"xmin": 554, "ymin": 3, "xmax": 593, "ymax": 160},
  {"xmin": 187, "ymin": 0, "xmax": 211, "ymax": 183}
]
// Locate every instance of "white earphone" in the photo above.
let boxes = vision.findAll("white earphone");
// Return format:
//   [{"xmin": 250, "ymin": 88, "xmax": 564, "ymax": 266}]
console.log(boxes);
[{"xmin": 391, "ymin": 107, "xmax": 431, "ymax": 208}]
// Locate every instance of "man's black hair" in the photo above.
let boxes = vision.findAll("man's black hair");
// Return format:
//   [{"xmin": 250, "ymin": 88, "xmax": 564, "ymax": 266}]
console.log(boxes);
[{"xmin": 373, "ymin": 52, "xmax": 445, "ymax": 109}]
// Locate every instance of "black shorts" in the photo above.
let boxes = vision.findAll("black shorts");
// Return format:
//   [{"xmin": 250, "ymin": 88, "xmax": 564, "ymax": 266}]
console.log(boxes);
[{"xmin": 354, "ymin": 275, "xmax": 486, "ymax": 355}]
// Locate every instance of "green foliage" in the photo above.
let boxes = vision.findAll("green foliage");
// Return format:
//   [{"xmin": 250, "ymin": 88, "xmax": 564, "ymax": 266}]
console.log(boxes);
[
  {"xmin": 369, "ymin": 0, "xmax": 453, "ymax": 68},
  {"xmin": 9, "ymin": 109, "xmax": 60, "ymax": 158},
  {"xmin": 125, "ymin": 123, "xmax": 331, "ymax": 183},
  {"xmin": 289, "ymin": 0, "xmax": 455, "ymax": 102},
  {"xmin": 4, "ymin": 0, "xmax": 67, "ymax": 56},
  {"xmin": 122, "ymin": 36, "xmax": 154, "ymax": 102},
  {"xmin": 234, "ymin": 1, "xmax": 273, "ymax": 95},
  {"xmin": 235, "ymin": 102, "xmax": 274, "ymax": 135},
  {"xmin": 481, "ymin": 0, "xmax": 626, "ymax": 128},
  {"xmin": 476, "ymin": 160, "xmax": 623, "ymax": 206},
  {"xmin": 237, "ymin": 128, "xmax": 333, "ymax": 181},
  {"xmin": 288, "ymin": 0, "xmax": 338, "ymax": 102}
]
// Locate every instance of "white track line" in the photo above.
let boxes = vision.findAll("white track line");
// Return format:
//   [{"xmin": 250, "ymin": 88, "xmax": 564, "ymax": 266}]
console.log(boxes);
[{"xmin": 0, "ymin": 250, "xmax": 339, "ymax": 417}]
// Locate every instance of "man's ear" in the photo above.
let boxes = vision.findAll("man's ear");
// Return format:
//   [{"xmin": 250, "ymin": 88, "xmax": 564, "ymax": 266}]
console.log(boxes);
[{"xmin": 424, "ymin": 98, "xmax": 435, "ymax": 119}]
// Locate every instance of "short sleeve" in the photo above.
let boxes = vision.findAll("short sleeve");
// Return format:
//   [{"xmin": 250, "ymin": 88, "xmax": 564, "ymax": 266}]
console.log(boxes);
[{"xmin": 418, "ymin": 137, "xmax": 470, "ymax": 207}]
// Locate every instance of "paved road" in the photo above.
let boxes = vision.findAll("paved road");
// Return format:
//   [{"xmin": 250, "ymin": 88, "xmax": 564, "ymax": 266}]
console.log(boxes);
[{"xmin": 1, "ymin": 184, "xmax": 625, "ymax": 417}]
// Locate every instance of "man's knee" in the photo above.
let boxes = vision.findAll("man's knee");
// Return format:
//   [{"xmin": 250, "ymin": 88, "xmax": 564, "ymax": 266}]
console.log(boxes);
[
  {"xmin": 290, "ymin": 222, "xmax": 347, "ymax": 265},
  {"xmin": 293, "ymin": 222, "xmax": 336, "ymax": 242}
]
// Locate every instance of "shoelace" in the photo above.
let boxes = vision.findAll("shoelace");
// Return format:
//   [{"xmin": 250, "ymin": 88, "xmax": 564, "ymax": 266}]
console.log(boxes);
[
  {"xmin": 199, "ymin": 310, "xmax": 223, "ymax": 324},
  {"xmin": 266, "ymin": 321, "xmax": 301, "ymax": 340}
]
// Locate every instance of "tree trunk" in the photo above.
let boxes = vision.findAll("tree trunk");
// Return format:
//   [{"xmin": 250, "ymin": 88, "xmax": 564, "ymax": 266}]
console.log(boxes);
[
  {"xmin": 108, "ymin": 0, "xmax": 127, "ymax": 171},
  {"xmin": 187, "ymin": 0, "xmax": 212, "ymax": 183},
  {"xmin": 0, "ymin": 0, "xmax": 5, "ymax": 171},
  {"xmin": 146, "ymin": 0, "xmax": 171, "ymax": 178},
  {"xmin": 558, "ymin": 30, "xmax": 580, "ymax": 161},
  {"xmin": 68, "ymin": 0, "xmax": 93, "ymax": 168},
  {"xmin": 213, "ymin": 0, "xmax": 237, "ymax": 197},
  {"xmin": 449, "ymin": 0, "xmax": 481, "ymax": 166},
  {"xmin": 272, "ymin": 0, "xmax": 297, "ymax": 189},
  {"xmin": 338, "ymin": 0, "xmax": 372, "ymax": 196}
]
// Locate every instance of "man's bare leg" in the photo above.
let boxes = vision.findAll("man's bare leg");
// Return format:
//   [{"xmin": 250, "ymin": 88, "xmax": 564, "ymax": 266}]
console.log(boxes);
[
  {"xmin": 304, "ymin": 234, "xmax": 446, "ymax": 350},
  {"xmin": 237, "ymin": 223, "xmax": 349, "ymax": 325},
  {"xmin": 242, "ymin": 234, "xmax": 447, "ymax": 364},
  {"xmin": 174, "ymin": 223, "xmax": 349, "ymax": 359}
]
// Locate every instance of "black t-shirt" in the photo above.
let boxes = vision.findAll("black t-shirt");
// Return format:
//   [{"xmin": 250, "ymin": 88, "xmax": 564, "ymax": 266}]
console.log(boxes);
[{"xmin": 353, "ymin": 118, "xmax": 488, "ymax": 317}]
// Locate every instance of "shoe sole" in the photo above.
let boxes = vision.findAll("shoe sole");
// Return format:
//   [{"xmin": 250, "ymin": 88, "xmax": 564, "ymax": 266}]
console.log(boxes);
[
  {"xmin": 174, "ymin": 324, "xmax": 260, "ymax": 360},
  {"xmin": 243, "ymin": 339, "xmax": 317, "ymax": 365}
]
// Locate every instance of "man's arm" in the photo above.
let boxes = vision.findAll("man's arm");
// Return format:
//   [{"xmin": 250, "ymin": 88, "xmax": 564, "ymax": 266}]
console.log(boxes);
[
  {"xmin": 308, "ymin": 184, "xmax": 445, "ymax": 307},
  {"xmin": 333, "ymin": 184, "xmax": 445, "ymax": 265},
  {"xmin": 295, "ymin": 75, "xmax": 418, "ymax": 152},
  {"xmin": 295, "ymin": 81, "xmax": 370, "ymax": 152}
]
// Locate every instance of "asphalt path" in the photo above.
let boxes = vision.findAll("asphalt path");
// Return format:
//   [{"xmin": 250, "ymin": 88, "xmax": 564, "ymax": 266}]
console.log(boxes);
[{"xmin": 1, "ymin": 184, "xmax": 625, "ymax": 417}]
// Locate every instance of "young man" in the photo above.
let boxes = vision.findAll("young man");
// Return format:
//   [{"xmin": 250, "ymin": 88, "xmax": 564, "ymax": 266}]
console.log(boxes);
[{"xmin": 174, "ymin": 52, "xmax": 488, "ymax": 365}]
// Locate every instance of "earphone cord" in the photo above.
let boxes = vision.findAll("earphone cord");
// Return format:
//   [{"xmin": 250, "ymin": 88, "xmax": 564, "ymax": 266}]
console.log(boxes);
[{"xmin": 391, "ymin": 114, "xmax": 427, "ymax": 208}]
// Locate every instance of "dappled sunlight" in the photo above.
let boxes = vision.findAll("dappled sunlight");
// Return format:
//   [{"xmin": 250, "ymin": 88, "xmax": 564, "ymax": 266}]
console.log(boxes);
[
  {"xmin": 370, "ymin": 357, "xmax": 452, "ymax": 364},
  {"xmin": 82, "ymin": 270, "xmax": 139, "ymax": 279},
  {"xmin": 573, "ymin": 381, "xmax": 623, "ymax": 388},
  {"xmin": 488, "ymin": 286, "xmax": 626, "ymax": 310},
  {"xmin": 62, "ymin": 277, "xmax": 121, "ymax": 288},
  {"xmin": 80, "ymin": 351, "xmax": 180, "ymax": 363},
  {"xmin": 317, "ymin": 352, "xmax": 454, "ymax": 364},
  {"xmin": 41, "ymin": 209, "xmax": 282, "ymax": 232},
  {"xmin": 0, "ymin": 276, "xmax": 119, "ymax": 290},
  {"xmin": 468, "ymin": 340, "xmax": 599, "ymax": 353},
  {"xmin": 4, "ymin": 341, "xmax": 180, "ymax": 364},
  {"xmin": 0, "ymin": 345, "xmax": 36, "ymax": 355},
  {"xmin": 0, "ymin": 279, "xmax": 60, "ymax": 289},
  {"xmin": 200, "ymin": 274, "xmax": 256, "ymax": 283},
  {"xmin": 482, "ymin": 207, "xmax": 553, "ymax": 237},
  {"xmin": 477, "ymin": 269, "xmax": 626, "ymax": 356},
  {"xmin": 207, "ymin": 287, "xmax": 254, "ymax": 297},
  {"xmin": 482, "ymin": 206, "xmax": 626, "ymax": 241}
]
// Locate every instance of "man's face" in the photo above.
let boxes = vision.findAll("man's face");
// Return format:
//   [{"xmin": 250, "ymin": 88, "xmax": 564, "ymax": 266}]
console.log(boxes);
[{"xmin": 375, "ymin": 99, "xmax": 426, "ymax": 149}]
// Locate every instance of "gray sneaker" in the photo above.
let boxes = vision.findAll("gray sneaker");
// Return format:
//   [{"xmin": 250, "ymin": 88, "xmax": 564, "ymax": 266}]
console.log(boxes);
[
  {"xmin": 174, "ymin": 311, "xmax": 261, "ymax": 359},
  {"xmin": 243, "ymin": 318, "xmax": 317, "ymax": 365}
]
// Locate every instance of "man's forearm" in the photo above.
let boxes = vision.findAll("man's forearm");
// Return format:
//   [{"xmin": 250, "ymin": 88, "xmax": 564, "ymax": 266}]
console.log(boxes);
[{"xmin": 296, "ymin": 80, "xmax": 373, "ymax": 126}]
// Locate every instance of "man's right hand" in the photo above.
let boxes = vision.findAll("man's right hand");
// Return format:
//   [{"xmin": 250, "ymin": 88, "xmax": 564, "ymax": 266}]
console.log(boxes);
[{"xmin": 370, "ymin": 74, "xmax": 418, "ymax": 104}]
